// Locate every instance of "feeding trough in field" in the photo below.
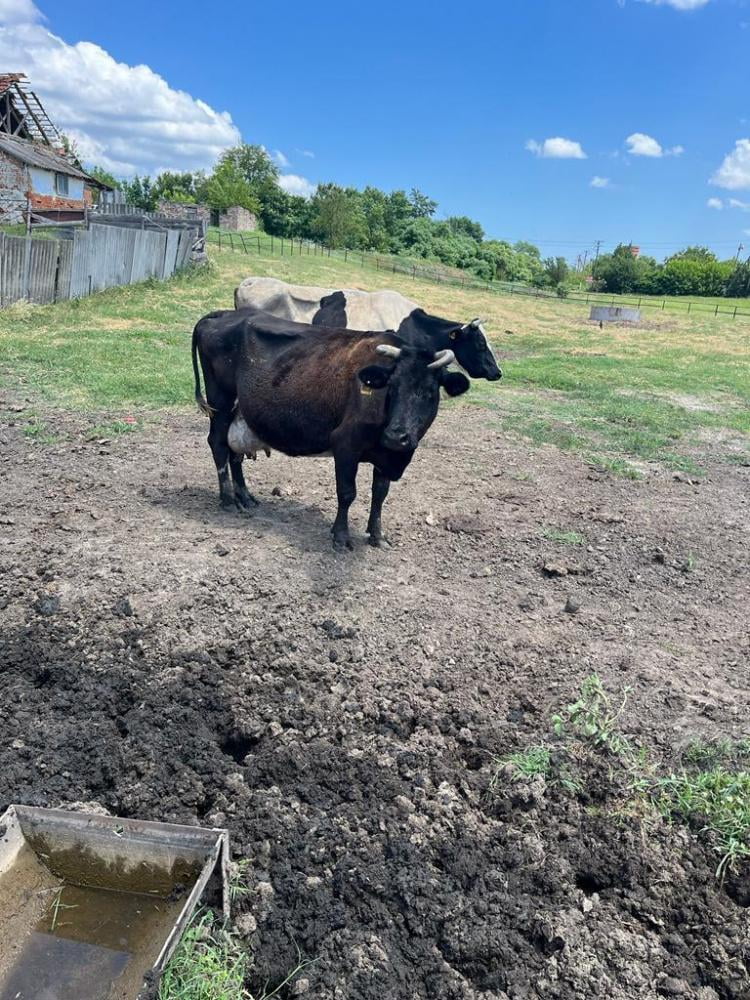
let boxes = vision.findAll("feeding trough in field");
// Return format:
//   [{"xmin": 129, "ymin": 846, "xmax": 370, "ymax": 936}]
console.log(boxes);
[
  {"xmin": 0, "ymin": 805, "xmax": 230, "ymax": 1000},
  {"xmin": 590, "ymin": 305, "xmax": 641, "ymax": 324}
]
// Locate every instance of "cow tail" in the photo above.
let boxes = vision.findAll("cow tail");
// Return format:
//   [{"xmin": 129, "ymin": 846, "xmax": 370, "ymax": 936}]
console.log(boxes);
[{"xmin": 191, "ymin": 324, "xmax": 215, "ymax": 416}]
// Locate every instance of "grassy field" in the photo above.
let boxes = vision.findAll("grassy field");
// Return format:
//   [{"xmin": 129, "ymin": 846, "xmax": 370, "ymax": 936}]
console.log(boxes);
[{"xmin": 1, "ymin": 242, "xmax": 749, "ymax": 477}]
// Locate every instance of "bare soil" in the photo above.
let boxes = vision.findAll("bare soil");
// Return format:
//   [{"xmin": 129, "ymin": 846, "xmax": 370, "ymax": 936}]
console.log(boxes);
[{"xmin": 1, "ymin": 392, "xmax": 749, "ymax": 1000}]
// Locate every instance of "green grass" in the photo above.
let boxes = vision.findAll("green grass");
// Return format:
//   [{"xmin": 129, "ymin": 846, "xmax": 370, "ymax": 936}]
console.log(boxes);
[
  {"xmin": 657, "ymin": 770, "xmax": 750, "ymax": 877},
  {"xmin": 542, "ymin": 527, "xmax": 585, "ymax": 545},
  {"xmin": 498, "ymin": 676, "xmax": 750, "ymax": 877},
  {"xmin": 1, "ymin": 240, "xmax": 749, "ymax": 474},
  {"xmin": 159, "ymin": 911, "xmax": 247, "ymax": 1000}
]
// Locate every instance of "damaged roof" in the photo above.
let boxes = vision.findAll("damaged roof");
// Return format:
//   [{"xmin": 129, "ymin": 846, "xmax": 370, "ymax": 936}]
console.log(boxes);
[{"xmin": 0, "ymin": 134, "xmax": 97, "ymax": 182}]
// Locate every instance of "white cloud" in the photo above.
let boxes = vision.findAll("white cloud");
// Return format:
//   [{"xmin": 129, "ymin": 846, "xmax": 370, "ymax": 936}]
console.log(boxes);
[
  {"xmin": 272, "ymin": 149, "xmax": 290, "ymax": 168},
  {"xmin": 729, "ymin": 198, "xmax": 750, "ymax": 211},
  {"xmin": 639, "ymin": 0, "xmax": 711, "ymax": 9},
  {"xmin": 711, "ymin": 139, "xmax": 750, "ymax": 191},
  {"xmin": 0, "ymin": 0, "xmax": 39, "ymax": 23},
  {"xmin": 278, "ymin": 173, "xmax": 316, "ymax": 198},
  {"xmin": 0, "ymin": 0, "xmax": 241, "ymax": 176},
  {"xmin": 525, "ymin": 137, "xmax": 587, "ymax": 159},
  {"xmin": 707, "ymin": 197, "xmax": 723, "ymax": 209},
  {"xmin": 625, "ymin": 132, "xmax": 684, "ymax": 158},
  {"xmin": 590, "ymin": 176, "xmax": 611, "ymax": 188},
  {"xmin": 301, "ymin": 149, "xmax": 315, "ymax": 158}
]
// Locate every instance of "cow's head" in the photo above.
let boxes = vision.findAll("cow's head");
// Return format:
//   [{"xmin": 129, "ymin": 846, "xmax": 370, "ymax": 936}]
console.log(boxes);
[
  {"xmin": 448, "ymin": 318, "xmax": 502, "ymax": 381},
  {"xmin": 358, "ymin": 345, "xmax": 470, "ymax": 452}
]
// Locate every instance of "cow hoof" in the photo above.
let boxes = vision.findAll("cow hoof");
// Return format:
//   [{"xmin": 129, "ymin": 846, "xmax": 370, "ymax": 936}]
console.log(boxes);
[
  {"xmin": 367, "ymin": 535, "xmax": 390, "ymax": 549},
  {"xmin": 235, "ymin": 492, "xmax": 259, "ymax": 511},
  {"xmin": 332, "ymin": 537, "xmax": 353, "ymax": 552}
]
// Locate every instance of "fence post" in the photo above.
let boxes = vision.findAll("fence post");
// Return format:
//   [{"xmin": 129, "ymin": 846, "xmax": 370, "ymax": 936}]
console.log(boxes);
[
  {"xmin": 687, "ymin": 301, "xmax": 691, "ymax": 314},
  {"xmin": 345, "ymin": 249, "xmax": 348, "ymax": 262},
  {"xmin": 733, "ymin": 306, "xmax": 738, "ymax": 318},
  {"xmin": 662, "ymin": 300, "xmax": 666, "ymax": 311},
  {"xmin": 715, "ymin": 303, "xmax": 720, "ymax": 316},
  {"xmin": 328, "ymin": 245, "xmax": 331, "ymax": 257}
]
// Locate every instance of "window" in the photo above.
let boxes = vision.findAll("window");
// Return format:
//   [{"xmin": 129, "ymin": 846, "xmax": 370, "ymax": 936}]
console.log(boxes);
[{"xmin": 54, "ymin": 173, "xmax": 69, "ymax": 196}]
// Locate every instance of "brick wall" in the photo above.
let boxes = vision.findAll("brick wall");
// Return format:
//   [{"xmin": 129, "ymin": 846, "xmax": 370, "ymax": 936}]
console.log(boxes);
[
  {"xmin": 219, "ymin": 205, "xmax": 257, "ymax": 231},
  {"xmin": 0, "ymin": 149, "xmax": 27, "ymax": 224}
]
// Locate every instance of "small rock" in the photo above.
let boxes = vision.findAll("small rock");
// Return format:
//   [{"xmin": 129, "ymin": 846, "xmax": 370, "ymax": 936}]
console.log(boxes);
[
  {"xmin": 425, "ymin": 511, "xmax": 436, "ymax": 526},
  {"xmin": 292, "ymin": 979, "xmax": 310, "ymax": 996},
  {"xmin": 215, "ymin": 544, "xmax": 229, "ymax": 557},
  {"xmin": 543, "ymin": 562, "xmax": 568, "ymax": 577},
  {"xmin": 34, "ymin": 593, "xmax": 60, "ymax": 616},
  {"xmin": 113, "ymin": 597, "xmax": 133, "ymax": 617},
  {"xmin": 660, "ymin": 978, "xmax": 690, "ymax": 996},
  {"xmin": 271, "ymin": 486, "xmax": 282, "ymax": 497},
  {"xmin": 653, "ymin": 548, "xmax": 667, "ymax": 564},
  {"xmin": 11, "ymin": 739, "xmax": 25, "ymax": 750},
  {"xmin": 564, "ymin": 596, "xmax": 581, "ymax": 614},
  {"xmin": 235, "ymin": 912, "xmax": 257, "ymax": 937}
]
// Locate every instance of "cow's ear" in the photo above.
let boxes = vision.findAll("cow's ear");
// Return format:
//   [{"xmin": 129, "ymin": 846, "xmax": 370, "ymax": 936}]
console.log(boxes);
[
  {"xmin": 358, "ymin": 365, "xmax": 392, "ymax": 389},
  {"xmin": 441, "ymin": 372, "xmax": 470, "ymax": 397},
  {"xmin": 448, "ymin": 326, "xmax": 464, "ymax": 342}
]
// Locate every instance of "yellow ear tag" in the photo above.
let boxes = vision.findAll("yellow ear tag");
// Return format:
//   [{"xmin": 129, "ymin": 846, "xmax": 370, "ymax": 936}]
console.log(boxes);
[
  {"xmin": 360, "ymin": 385, "xmax": 374, "ymax": 396},
  {"xmin": 449, "ymin": 330, "xmax": 458, "ymax": 341}
]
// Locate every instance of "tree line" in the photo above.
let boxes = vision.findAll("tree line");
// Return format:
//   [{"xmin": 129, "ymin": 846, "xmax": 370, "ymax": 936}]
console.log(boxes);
[
  {"xmin": 89, "ymin": 144, "xmax": 750, "ymax": 297},
  {"xmin": 591, "ymin": 244, "xmax": 750, "ymax": 299}
]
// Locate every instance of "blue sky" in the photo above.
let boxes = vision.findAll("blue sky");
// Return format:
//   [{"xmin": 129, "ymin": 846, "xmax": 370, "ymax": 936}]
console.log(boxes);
[{"xmin": 2, "ymin": 0, "xmax": 750, "ymax": 261}]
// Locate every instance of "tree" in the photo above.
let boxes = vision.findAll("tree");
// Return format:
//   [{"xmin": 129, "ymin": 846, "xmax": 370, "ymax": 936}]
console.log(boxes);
[
  {"xmin": 667, "ymin": 245, "xmax": 717, "ymax": 264},
  {"xmin": 153, "ymin": 171, "xmax": 202, "ymax": 204},
  {"xmin": 725, "ymin": 261, "xmax": 750, "ymax": 298},
  {"xmin": 408, "ymin": 188, "xmax": 437, "ymax": 218},
  {"xmin": 88, "ymin": 165, "xmax": 120, "ymax": 190},
  {"xmin": 121, "ymin": 175, "xmax": 158, "ymax": 212},
  {"xmin": 311, "ymin": 184, "xmax": 366, "ymax": 248},
  {"xmin": 444, "ymin": 216, "xmax": 484, "ymax": 242},
  {"xmin": 219, "ymin": 145, "xmax": 279, "ymax": 192},
  {"xmin": 514, "ymin": 240, "xmax": 541, "ymax": 259},
  {"xmin": 203, "ymin": 160, "xmax": 259, "ymax": 214}
]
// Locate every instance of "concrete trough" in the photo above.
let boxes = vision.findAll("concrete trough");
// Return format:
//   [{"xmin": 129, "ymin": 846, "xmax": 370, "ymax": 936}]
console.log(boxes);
[
  {"xmin": 590, "ymin": 305, "xmax": 641, "ymax": 324},
  {"xmin": 0, "ymin": 805, "xmax": 230, "ymax": 1000}
]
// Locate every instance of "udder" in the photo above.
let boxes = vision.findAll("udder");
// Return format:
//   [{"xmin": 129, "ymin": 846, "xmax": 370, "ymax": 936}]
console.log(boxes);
[{"xmin": 228, "ymin": 415, "xmax": 271, "ymax": 459}]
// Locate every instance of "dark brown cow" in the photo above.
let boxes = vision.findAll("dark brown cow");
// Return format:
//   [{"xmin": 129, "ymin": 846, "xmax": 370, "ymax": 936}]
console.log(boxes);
[{"xmin": 192, "ymin": 309, "xmax": 469, "ymax": 549}]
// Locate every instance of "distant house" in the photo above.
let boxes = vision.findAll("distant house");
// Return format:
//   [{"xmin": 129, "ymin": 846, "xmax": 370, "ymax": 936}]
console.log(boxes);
[{"xmin": 0, "ymin": 72, "xmax": 110, "ymax": 225}]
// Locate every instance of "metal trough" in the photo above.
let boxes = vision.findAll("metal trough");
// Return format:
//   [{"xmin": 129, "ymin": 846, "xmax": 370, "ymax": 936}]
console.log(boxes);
[
  {"xmin": 0, "ymin": 805, "xmax": 230, "ymax": 1000},
  {"xmin": 590, "ymin": 305, "xmax": 641, "ymax": 323}
]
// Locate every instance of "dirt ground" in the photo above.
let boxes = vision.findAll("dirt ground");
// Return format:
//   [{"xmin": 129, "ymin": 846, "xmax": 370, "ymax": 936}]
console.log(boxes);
[{"xmin": 1, "ymin": 390, "xmax": 749, "ymax": 1000}]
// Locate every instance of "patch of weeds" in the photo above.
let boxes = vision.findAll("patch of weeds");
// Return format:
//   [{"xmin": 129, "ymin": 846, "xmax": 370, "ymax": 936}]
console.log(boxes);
[
  {"xmin": 86, "ymin": 418, "xmax": 141, "ymax": 439},
  {"xmin": 158, "ymin": 910, "xmax": 248, "ymax": 1000},
  {"xmin": 656, "ymin": 769, "xmax": 750, "ymax": 877},
  {"xmin": 542, "ymin": 527, "xmax": 585, "ymax": 545},
  {"xmin": 23, "ymin": 416, "xmax": 60, "ymax": 445},
  {"xmin": 587, "ymin": 455, "xmax": 644, "ymax": 480},
  {"xmin": 726, "ymin": 452, "xmax": 750, "ymax": 467},
  {"xmin": 552, "ymin": 674, "xmax": 634, "ymax": 757},
  {"xmin": 682, "ymin": 552, "xmax": 697, "ymax": 574},
  {"xmin": 490, "ymin": 745, "xmax": 582, "ymax": 795},
  {"xmin": 228, "ymin": 859, "xmax": 252, "ymax": 904},
  {"xmin": 683, "ymin": 737, "xmax": 750, "ymax": 769}
]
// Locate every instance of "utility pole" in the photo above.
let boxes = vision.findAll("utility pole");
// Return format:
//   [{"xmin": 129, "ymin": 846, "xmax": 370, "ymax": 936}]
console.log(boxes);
[
  {"xmin": 594, "ymin": 240, "xmax": 602, "ymax": 262},
  {"xmin": 735, "ymin": 242, "xmax": 744, "ymax": 264},
  {"xmin": 582, "ymin": 249, "xmax": 589, "ymax": 270}
]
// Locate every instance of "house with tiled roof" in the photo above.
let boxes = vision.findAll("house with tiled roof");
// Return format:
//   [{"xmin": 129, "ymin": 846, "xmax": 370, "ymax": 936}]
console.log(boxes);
[{"xmin": 0, "ymin": 73, "xmax": 109, "ymax": 224}]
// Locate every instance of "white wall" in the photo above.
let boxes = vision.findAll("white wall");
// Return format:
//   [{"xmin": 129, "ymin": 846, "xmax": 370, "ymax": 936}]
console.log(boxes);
[{"xmin": 29, "ymin": 166, "xmax": 84, "ymax": 199}]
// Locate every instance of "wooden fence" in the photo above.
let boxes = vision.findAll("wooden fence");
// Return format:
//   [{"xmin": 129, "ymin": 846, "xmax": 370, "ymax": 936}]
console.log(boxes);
[{"xmin": 0, "ymin": 223, "xmax": 197, "ymax": 308}]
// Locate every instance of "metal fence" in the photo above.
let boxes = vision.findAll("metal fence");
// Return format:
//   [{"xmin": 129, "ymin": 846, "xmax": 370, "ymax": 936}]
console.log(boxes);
[
  {"xmin": 0, "ymin": 223, "xmax": 197, "ymax": 308},
  {"xmin": 206, "ymin": 229, "xmax": 750, "ymax": 320}
]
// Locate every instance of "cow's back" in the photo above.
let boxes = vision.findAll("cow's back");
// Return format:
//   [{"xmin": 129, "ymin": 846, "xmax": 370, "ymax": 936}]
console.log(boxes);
[
  {"xmin": 235, "ymin": 277, "xmax": 418, "ymax": 332},
  {"xmin": 235, "ymin": 276, "xmax": 334, "ymax": 322}
]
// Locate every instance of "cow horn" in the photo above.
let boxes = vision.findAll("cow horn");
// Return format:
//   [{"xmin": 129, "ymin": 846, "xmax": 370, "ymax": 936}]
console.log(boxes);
[
  {"xmin": 428, "ymin": 349, "xmax": 455, "ymax": 370},
  {"xmin": 376, "ymin": 345, "xmax": 402, "ymax": 359},
  {"xmin": 469, "ymin": 317, "xmax": 482, "ymax": 328}
]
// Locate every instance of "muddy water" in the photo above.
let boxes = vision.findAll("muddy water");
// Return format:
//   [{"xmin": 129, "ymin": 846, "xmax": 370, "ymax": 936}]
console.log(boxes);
[{"xmin": 0, "ymin": 844, "xmax": 188, "ymax": 1000}]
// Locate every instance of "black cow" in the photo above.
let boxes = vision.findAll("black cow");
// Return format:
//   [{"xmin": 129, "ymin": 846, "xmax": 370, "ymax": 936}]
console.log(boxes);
[{"xmin": 192, "ymin": 310, "xmax": 470, "ymax": 549}]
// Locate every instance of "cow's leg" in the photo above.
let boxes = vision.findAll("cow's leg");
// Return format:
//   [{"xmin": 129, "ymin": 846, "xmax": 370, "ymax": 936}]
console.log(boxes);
[
  {"xmin": 366, "ymin": 468, "xmax": 391, "ymax": 547},
  {"xmin": 229, "ymin": 453, "xmax": 259, "ymax": 510},
  {"xmin": 331, "ymin": 454, "xmax": 358, "ymax": 550},
  {"xmin": 207, "ymin": 408, "xmax": 236, "ymax": 508}
]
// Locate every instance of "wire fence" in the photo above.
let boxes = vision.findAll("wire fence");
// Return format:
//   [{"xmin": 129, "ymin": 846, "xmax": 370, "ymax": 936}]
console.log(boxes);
[{"xmin": 206, "ymin": 229, "xmax": 750, "ymax": 320}]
